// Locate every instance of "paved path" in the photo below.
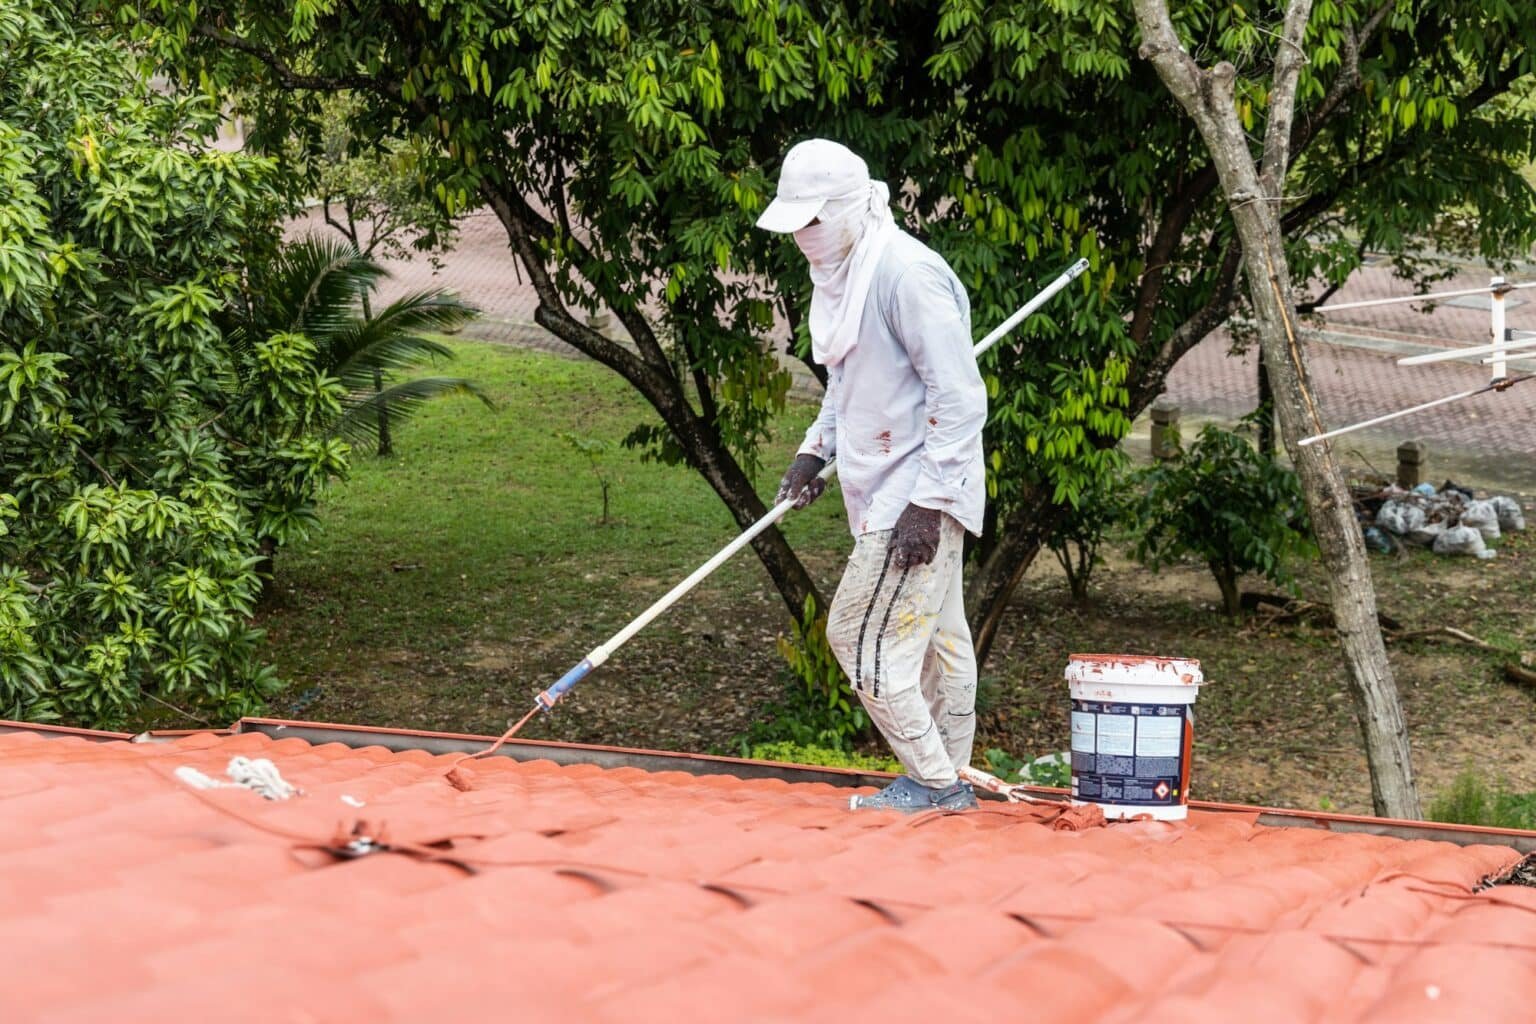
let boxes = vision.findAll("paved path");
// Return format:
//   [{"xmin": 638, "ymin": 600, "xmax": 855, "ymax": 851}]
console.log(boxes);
[
  {"xmin": 290, "ymin": 207, "xmax": 1536, "ymax": 495},
  {"xmin": 1163, "ymin": 257, "xmax": 1536, "ymax": 493}
]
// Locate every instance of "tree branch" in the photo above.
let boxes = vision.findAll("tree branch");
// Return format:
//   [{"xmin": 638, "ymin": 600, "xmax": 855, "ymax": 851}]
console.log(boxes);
[
  {"xmin": 481, "ymin": 187, "xmax": 669, "ymax": 395},
  {"xmin": 691, "ymin": 362, "xmax": 719, "ymax": 426},
  {"xmin": 1130, "ymin": 164, "xmax": 1219, "ymax": 343},
  {"xmin": 1280, "ymin": 55, "xmax": 1528, "ymax": 249},
  {"xmin": 1134, "ymin": 1, "xmax": 1204, "ymax": 100},
  {"xmin": 1129, "ymin": 241, "xmax": 1244, "ymax": 411},
  {"xmin": 73, "ymin": 444, "xmax": 119, "ymax": 488},
  {"xmin": 1259, "ymin": 0, "xmax": 1317, "ymax": 193},
  {"xmin": 190, "ymin": 26, "xmax": 389, "ymax": 93}
]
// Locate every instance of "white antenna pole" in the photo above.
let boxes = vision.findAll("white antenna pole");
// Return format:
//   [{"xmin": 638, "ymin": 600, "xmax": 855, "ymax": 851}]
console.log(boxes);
[
  {"xmin": 1298, "ymin": 274, "xmax": 1533, "ymax": 447},
  {"xmin": 1491, "ymin": 276, "xmax": 1509, "ymax": 381},
  {"xmin": 1397, "ymin": 335, "xmax": 1536, "ymax": 366},
  {"xmin": 1312, "ymin": 279, "xmax": 1536, "ymax": 313},
  {"xmin": 1297, "ymin": 385, "xmax": 1492, "ymax": 446}
]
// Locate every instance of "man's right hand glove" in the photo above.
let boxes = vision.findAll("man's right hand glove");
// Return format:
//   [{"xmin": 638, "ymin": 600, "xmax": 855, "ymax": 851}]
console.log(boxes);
[
  {"xmin": 890, "ymin": 502, "xmax": 943, "ymax": 569},
  {"xmin": 776, "ymin": 453, "xmax": 827, "ymax": 509}
]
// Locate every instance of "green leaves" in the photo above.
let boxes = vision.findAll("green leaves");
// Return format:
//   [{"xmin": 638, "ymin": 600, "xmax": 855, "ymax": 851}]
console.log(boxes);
[
  {"xmin": 1134, "ymin": 424, "xmax": 1317, "ymax": 619},
  {"xmin": 0, "ymin": 0, "xmax": 327, "ymax": 728}
]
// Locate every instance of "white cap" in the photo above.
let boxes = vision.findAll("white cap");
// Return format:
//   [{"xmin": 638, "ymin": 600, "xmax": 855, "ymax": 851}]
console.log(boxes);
[{"xmin": 755, "ymin": 139, "xmax": 871, "ymax": 233}]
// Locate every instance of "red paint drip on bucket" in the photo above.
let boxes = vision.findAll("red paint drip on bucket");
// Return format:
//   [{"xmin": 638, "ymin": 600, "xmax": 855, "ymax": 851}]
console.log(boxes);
[{"xmin": 1064, "ymin": 654, "xmax": 1203, "ymax": 822}]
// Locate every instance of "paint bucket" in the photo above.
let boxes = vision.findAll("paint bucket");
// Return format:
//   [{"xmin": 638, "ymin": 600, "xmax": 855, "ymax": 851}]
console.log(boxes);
[{"xmin": 1065, "ymin": 654, "xmax": 1202, "ymax": 821}]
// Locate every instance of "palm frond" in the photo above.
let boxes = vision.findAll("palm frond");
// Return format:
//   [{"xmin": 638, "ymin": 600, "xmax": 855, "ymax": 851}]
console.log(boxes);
[
  {"xmin": 250, "ymin": 235, "xmax": 386, "ymax": 341},
  {"xmin": 333, "ymin": 377, "xmax": 495, "ymax": 451},
  {"xmin": 326, "ymin": 290, "xmax": 479, "ymax": 391}
]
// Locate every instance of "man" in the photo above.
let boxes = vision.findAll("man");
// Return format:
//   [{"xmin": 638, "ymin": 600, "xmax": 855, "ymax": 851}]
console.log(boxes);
[{"xmin": 758, "ymin": 139, "xmax": 987, "ymax": 813}]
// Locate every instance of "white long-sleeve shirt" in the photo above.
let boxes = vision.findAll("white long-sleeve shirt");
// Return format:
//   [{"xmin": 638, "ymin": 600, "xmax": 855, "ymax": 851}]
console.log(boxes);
[{"xmin": 798, "ymin": 231, "xmax": 987, "ymax": 537}]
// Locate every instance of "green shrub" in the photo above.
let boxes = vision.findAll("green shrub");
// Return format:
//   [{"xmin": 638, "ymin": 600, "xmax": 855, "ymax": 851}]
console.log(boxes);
[
  {"xmin": 1047, "ymin": 460, "xmax": 1133, "ymax": 606},
  {"xmin": 984, "ymin": 747, "xmax": 1072, "ymax": 788},
  {"xmin": 740, "ymin": 596, "xmax": 869, "ymax": 752},
  {"xmin": 1428, "ymin": 771, "xmax": 1536, "ymax": 831},
  {"xmin": 1135, "ymin": 423, "xmax": 1316, "ymax": 619},
  {"xmin": 0, "ymin": 2, "xmax": 345, "ymax": 727},
  {"xmin": 745, "ymin": 741, "xmax": 900, "ymax": 773}
]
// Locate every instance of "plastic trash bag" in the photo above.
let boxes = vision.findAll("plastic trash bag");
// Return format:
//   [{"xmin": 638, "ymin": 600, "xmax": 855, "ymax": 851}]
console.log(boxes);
[
  {"xmin": 1412, "ymin": 482, "xmax": 1438, "ymax": 497},
  {"xmin": 1490, "ymin": 495, "xmax": 1527, "ymax": 532},
  {"xmin": 1376, "ymin": 500, "xmax": 1426, "ymax": 536},
  {"xmin": 1460, "ymin": 500, "xmax": 1502, "ymax": 542},
  {"xmin": 1433, "ymin": 524, "xmax": 1495, "ymax": 559},
  {"xmin": 1407, "ymin": 520, "xmax": 1446, "ymax": 547},
  {"xmin": 1363, "ymin": 525, "xmax": 1394, "ymax": 553}
]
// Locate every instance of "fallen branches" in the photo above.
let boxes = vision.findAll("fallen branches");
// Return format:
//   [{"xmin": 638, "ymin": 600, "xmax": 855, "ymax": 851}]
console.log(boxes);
[
  {"xmin": 1241, "ymin": 593, "xmax": 1402, "ymax": 632},
  {"xmin": 1382, "ymin": 624, "xmax": 1536, "ymax": 688},
  {"xmin": 1504, "ymin": 662, "xmax": 1536, "ymax": 688},
  {"xmin": 1387, "ymin": 626, "xmax": 1506, "ymax": 652},
  {"xmin": 1244, "ymin": 596, "xmax": 1536, "ymax": 688}
]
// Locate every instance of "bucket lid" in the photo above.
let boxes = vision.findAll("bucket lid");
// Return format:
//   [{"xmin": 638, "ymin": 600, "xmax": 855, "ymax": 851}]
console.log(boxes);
[{"xmin": 1065, "ymin": 654, "xmax": 1202, "ymax": 686}]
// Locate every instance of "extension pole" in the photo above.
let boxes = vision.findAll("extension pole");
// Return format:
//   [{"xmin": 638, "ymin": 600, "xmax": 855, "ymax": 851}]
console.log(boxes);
[{"xmin": 534, "ymin": 258, "xmax": 1090, "ymax": 711}]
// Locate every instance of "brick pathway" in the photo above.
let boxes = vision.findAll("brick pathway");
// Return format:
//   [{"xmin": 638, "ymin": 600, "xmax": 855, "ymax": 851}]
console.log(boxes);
[
  {"xmin": 1164, "ymin": 260, "xmax": 1536, "ymax": 493},
  {"xmin": 289, "ymin": 207, "xmax": 1536, "ymax": 494}
]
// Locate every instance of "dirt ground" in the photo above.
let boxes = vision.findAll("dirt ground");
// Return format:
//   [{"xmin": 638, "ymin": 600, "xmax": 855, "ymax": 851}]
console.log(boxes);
[{"xmin": 264, "ymin": 508, "xmax": 1535, "ymax": 817}]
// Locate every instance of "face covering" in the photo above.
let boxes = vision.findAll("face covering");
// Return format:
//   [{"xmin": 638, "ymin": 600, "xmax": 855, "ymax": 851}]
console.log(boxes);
[{"xmin": 793, "ymin": 180, "xmax": 896, "ymax": 367}]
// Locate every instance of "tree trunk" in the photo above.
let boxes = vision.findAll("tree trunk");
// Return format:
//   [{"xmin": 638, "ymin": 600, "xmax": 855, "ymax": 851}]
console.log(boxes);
[
  {"xmin": 374, "ymin": 366, "xmax": 392, "ymax": 456},
  {"xmin": 358, "ymin": 289, "xmax": 393, "ymax": 456},
  {"xmin": 1210, "ymin": 560, "xmax": 1240, "ymax": 621},
  {"xmin": 1135, "ymin": 0, "xmax": 1421, "ymax": 818},
  {"xmin": 1256, "ymin": 356, "xmax": 1275, "ymax": 458},
  {"xmin": 966, "ymin": 482, "xmax": 1064, "ymax": 664}
]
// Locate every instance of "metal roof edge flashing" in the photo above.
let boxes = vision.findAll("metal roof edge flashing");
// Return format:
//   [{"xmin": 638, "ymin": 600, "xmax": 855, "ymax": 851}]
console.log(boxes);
[
  {"xmin": 133, "ymin": 717, "xmax": 1532, "ymax": 855},
  {"xmin": 1193, "ymin": 798, "xmax": 1536, "ymax": 854},
  {"xmin": 233, "ymin": 717, "xmax": 912, "ymax": 792},
  {"xmin": 0, "ymin": 719, "xmax": 135, "ymax": 742}
]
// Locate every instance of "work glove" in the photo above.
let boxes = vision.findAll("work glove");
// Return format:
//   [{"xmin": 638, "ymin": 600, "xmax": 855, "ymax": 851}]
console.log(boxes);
[
  {"xmin": 890, "ymin": 502, "xmax": 943, "ymax": 569},
  {"xmin": 775, "ymin": 453, "xmax": 827, "ymax": 509}
]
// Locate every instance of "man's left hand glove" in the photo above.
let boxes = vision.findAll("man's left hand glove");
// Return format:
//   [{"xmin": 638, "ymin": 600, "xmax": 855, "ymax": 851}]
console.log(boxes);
[{"xmin": 891, "ymin": 503, "xmax": 943, "ymax": 569}]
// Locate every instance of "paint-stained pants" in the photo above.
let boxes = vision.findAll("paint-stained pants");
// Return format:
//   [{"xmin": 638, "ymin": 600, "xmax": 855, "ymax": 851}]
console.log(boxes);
[{"xmin": 825, "ymin": 515, "xmax": 976, "ymax": 788}]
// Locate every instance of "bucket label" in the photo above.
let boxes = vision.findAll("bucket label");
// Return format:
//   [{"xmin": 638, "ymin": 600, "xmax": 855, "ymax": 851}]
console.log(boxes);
[{"xmin": 1070, "ymin": 699, "xmax": 1191, "ymax": 806}]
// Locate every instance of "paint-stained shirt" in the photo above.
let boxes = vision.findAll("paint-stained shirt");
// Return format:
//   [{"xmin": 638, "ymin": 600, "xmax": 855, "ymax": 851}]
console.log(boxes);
[{"xmin": 798, "ymin": 230, "xmax": 987, "ymax": 537}]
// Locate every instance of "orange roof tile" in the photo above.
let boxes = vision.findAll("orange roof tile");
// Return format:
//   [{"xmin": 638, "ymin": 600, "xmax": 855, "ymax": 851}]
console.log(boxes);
[{"xmin": 2, "ymin": 726, "xmax": 1534, "ymax": 1023}]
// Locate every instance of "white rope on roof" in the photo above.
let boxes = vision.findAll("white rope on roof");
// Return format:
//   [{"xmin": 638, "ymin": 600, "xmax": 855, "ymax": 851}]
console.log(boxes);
[{"xmin": 175, "ymin": 756, "xmax": 300, "ymax": 800}]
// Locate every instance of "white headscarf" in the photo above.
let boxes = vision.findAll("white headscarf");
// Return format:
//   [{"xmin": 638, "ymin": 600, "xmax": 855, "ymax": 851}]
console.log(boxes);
[{"xmin": 793, "ymin": 179, "xmax": 897, "ymax": 367}]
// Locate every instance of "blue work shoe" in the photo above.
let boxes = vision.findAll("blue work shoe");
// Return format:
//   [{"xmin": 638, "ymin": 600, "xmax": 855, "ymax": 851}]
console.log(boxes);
[{"xmin": 849, "ymin": 775, "xmax": 978, "ymax": 813}]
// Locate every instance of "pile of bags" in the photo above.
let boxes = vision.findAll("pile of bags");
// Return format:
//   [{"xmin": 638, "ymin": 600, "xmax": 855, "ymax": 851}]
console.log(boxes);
[{"xmin": 1366, "ymin": 482, "xmax": 1526, "ymax": 559}]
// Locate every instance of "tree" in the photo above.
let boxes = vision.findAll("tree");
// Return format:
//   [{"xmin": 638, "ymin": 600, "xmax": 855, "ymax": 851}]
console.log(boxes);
[
  {"xmin": 296, "ymin": 92, "xmax": 462, "ymax": 454},
  {"xmin": 234, "ymin": 236, "xmax": 486, "ymax": 455},
  {"xmin": 1046, "ymin": 461, "xmax": 1132, "ymax": 607},
  {"xmin": 924, "ymin": 1, "xmax": 1536, "ymax": 665},
  {"xmin": 0, "ymin": 0, "xmax": 345, "ymax": 726},
  {"xmin": 130, "ymin": 1, "xmax": 1536, "ymax": 695},
  {"xmin": 1124, "ymin": 0, "xmax": 1509, "ymax": 818},
  {"xmin": 1136, "ymin": 424, "xmax": 1315, "ymax": 619},
  {"xmin": 136, "ymin": 0, "xmax": 941, "ymax": 627}
]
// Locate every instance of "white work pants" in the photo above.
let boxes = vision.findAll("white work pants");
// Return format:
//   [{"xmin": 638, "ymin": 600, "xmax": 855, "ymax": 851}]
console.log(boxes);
[{"xmin": 825, "ymin": 516, "xmax": 976, "ymax": 787}]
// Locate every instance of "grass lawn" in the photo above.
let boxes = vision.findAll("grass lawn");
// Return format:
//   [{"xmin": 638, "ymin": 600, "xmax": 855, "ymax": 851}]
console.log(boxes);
[
  {"xmin": 258, "ymin": 339, "xmax": 1536, "ymax": 815},
  {"xmin": 258, "ymin": 340, "xmax": 855, "ymax": 754}
]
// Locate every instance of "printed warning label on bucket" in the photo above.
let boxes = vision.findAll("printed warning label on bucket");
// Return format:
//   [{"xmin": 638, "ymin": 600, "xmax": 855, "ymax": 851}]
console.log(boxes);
[{"xmin": 1070, "ymin": 698, "xmax": 1191, "ymax": 807}]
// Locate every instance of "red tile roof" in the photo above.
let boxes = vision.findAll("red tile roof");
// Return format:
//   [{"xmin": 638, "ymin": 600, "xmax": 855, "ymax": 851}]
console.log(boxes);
[{"xmin": 3, "ymin": 726, "xmax": 1535, "ymax": 1023}]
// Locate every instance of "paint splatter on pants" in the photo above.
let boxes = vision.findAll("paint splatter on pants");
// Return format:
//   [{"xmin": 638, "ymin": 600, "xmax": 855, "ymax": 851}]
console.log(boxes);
[{"xmin": 825, "ymin": 515, "xmax": 976, "ymax": 788}]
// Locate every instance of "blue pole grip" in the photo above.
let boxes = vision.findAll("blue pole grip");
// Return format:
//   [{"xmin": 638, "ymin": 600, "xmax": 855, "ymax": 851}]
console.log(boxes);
[{"xmin": 537, "ymin": 659, "xmax": 593, "ymax": 710}]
